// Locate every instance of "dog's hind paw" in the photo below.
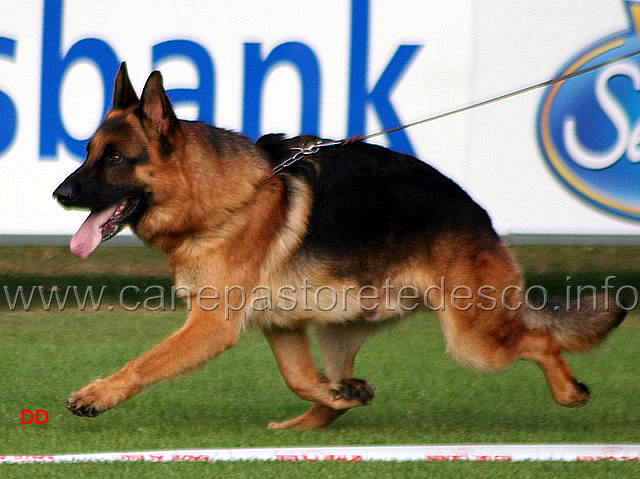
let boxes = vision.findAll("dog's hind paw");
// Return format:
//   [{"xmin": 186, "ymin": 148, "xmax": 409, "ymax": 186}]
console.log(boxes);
[{"xmin": 330, "ymin": 378, "xmax": 375, "ymax": 405}]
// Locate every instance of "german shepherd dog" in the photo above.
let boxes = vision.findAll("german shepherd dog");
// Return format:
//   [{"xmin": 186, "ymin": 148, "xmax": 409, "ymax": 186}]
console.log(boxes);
[{"xmin": 53, "ymin": 63, "xmax": 625, "ymax": 429}]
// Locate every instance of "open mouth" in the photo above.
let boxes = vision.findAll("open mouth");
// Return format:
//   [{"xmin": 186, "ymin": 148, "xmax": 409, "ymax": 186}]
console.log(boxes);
[
  {"xmin": 100, "ymin": 198, "xmax": 140, "ymax": 242},
  {"xmin": 70, "ymin": 198, "xmax": 142, "ymax": 259}
]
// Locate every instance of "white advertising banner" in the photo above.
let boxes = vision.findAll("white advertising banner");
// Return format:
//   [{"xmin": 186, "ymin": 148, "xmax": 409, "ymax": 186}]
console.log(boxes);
[{"xmin": 0, "ymin": 0, "xmax": 638, "ymax": 237}]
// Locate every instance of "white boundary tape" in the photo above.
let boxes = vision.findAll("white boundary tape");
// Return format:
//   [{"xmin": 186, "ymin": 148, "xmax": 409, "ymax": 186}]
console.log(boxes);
[{"xmin": 1, "ymin": 444, "xmax": 639, "ymax": 464}]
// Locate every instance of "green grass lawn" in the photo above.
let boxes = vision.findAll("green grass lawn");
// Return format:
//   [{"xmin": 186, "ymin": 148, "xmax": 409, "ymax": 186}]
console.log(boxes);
[{"xmin": 1, "ymin": 245, "xmax": 639, "ymax": 477}]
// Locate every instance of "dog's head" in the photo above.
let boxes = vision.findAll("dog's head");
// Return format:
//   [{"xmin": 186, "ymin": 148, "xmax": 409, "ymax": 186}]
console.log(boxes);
[{"xmin": 53, "ymin": 63, "xmax": 184, "ymax": 258}]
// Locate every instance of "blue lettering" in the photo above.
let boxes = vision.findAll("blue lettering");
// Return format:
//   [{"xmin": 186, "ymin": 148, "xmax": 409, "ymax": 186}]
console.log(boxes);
[
  {"xmin": 40, "ymin": 0, "xmax": 119, "ymax": 160},
  {"xmin": 153, "ymin": 40, "xmax": 215, "ymax": 123},
  {"xmin": 348, "ymin": 0, "xmax": 422, "ymax": 155},
  {"xmin": 32, "ymin": 0, "xmax": 422, "ymax": 161},
  {"xmin": 243, "ymin": 42, "xmax": 320, "ymax": 140},
  {"xmin": 0, "ymin": 37, "xmax": 17, "ymax": 156}
]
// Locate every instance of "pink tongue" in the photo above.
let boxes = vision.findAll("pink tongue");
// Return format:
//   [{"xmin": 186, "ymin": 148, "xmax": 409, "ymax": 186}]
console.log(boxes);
[{"xmin": 70, "ymin": 206, "xmax": 118, "ymax": 259}]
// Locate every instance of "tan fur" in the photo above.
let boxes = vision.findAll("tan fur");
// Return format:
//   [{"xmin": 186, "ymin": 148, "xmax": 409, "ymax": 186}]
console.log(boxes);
[{"xmin": 62, "ymin": 64, "xmax": 625, "ymax": 428}]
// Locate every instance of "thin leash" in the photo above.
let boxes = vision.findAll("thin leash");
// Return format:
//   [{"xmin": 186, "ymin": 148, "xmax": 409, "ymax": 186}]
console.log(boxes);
[
  {"xmin": 269, "ymin": 47, "xmax": 640, "ymax": 176},
  {"xmin": 269, "ymin": 139, "xmax": 343, "ymax": 177}
]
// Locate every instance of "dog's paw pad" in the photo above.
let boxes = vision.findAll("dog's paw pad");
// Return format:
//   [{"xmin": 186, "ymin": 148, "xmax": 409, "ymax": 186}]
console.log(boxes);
[
  {"xmin": 330, "ymin": 378, "xmax": 375, "ymax": 405},
  {"xmin": 66, "ymin": 397, "xmax": 102, "ymax": 418},
  {"xmin": 574, "ymin": 380, "xmax": 591, "ymax": 396}
]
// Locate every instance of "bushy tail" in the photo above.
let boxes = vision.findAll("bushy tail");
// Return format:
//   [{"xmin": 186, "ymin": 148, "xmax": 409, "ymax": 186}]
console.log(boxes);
[{"xmin": 523, "ymin": 294, "xmax": 627, "ymax": 352}]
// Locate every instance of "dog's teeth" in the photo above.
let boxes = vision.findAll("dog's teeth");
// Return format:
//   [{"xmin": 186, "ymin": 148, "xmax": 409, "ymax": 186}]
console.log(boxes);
[{"xmin": 115, "ymin": 201, "xmax": 128, "ymax": 215}]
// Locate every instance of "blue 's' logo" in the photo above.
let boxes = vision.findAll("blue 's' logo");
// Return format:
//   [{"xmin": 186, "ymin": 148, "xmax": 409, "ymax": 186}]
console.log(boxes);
[{"xmin": 538, "ymin": 0, "xmax": 640, "ymax": 219}]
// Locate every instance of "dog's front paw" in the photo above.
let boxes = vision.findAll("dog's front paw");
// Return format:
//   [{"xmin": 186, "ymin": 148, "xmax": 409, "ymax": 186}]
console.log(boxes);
[
  {"xmin": 66, "ymin": 379, "xmax": 119, "ymax": 417},
  {"xmin": 330, "ymin": 378, "xmax": 375, "ymax": 405}
]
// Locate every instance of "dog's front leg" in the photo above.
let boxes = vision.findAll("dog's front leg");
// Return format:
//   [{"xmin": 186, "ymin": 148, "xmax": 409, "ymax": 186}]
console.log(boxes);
[
  {"xmin": 263, "ymin": 325, "xmax": 374, "ymax": 422},
  {"xmin": 67, "ymin": 305, "xmax": 239, "ymax": 417}
]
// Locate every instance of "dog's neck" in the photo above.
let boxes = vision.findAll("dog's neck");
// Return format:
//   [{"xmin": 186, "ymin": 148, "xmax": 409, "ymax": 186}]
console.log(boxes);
[{"xmin": 154, "ymin": 174, "xmax": 294, "ymax": 294}]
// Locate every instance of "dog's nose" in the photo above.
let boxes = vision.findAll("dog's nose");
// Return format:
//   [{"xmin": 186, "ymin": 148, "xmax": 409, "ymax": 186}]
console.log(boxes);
[{"xmin": 53, "ymin": 182, "xmax": 75, "ymax": 206}]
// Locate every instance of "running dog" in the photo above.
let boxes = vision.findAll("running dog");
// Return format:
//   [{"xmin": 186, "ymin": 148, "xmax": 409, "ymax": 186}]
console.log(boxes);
[{"xmin": 53, "ymin": 63, "xmax": 625, "ymax": 429}]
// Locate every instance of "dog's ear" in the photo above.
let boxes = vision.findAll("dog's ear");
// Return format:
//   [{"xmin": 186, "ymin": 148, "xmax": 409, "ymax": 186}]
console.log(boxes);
[
  {"xmin": 112, "ymin": 62, "xmax": 139, "ymax": 110},
  {"xmin": 136, "ymin": 70, "xmax": 179, "ymax": 144}
]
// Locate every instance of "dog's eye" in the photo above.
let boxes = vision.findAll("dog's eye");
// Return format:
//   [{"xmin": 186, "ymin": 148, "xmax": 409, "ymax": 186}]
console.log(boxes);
[{"xmin": 110, "ymin": 154, "xmax": 123, "ymax": 164}]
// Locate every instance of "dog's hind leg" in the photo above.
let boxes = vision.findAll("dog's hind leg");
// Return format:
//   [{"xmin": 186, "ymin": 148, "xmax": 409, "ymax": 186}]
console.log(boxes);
[
  {"xmin": 264, "ymin": 323, "xmax": 375, "ymax": 429},
  {"xmin": 268, "ymin": 402, "xmax": 346, "ymax": 430},
  {"xmin": 316, "ymin": 322, "xmax": 376, "ymax": 385},
  {"xmin": 516, "ymin": 296, "xmax": 625, "ymax": 407},
  {"xmin": 517, "ymin": 330, "xmax": 592, "ymax": 407}
]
